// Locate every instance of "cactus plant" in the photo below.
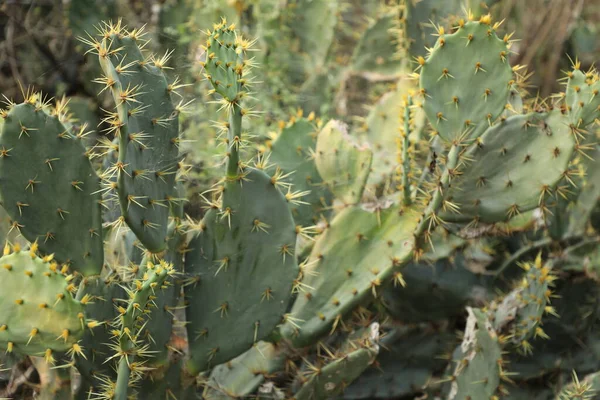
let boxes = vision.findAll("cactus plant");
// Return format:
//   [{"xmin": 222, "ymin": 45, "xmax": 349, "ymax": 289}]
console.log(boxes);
[{"xmin": 0, "ymin": 4, "xmax": 598, "ymax": 400}]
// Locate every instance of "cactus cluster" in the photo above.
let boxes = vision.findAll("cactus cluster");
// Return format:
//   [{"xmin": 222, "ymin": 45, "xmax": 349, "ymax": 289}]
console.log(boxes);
[{"xmin": 0, "ymin": 2, "xmax": 598, "ymax": 400}]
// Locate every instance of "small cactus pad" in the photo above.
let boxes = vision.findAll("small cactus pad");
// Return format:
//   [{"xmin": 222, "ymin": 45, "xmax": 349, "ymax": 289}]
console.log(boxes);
[
  {"xmin": 315, "ymin": 120, "xmax": 373, "ymax": 205},
  {"xmin": 439, "ymin": 112, "xmax": 576, "ymax": 224},
  {"xmin": 490, "ymin": 256, "xmax": 555, "ymax": 352},
  {"xmin": 565, "ymin": 68, "xmax": 600, "ymax": 128},
  {"xmin": 419, "ymin": 18, "xmax": 514, "ymax": 141},
  {"xmin": 281, "ymin": 204, "xmax": 419, "ymax": 347},
  {"xmin": 96, "ymin": 24, "xmax": 179, "ymax": 252},
  {"xmin": 0, "ymin": 101, "xmax": 103, "ymax": 276},
  {"xmin": 447, "ymin": 307, "xmax": 502, "ymax": 400},
  {"xmin": 185, "ymin": 169, "xmax": 298, "ymax": 374},
  {"xmin": 203, "ymin": 18, "xmax": 250, "ymax": 102},
  {"xmin": 293, "ymin": 323, "xmax": 379, "ymax": 400},
  {"xmin": 0, "ymin": 247, "xmax": 86, "ymax": 356},
  {"xmin": 269, "ymin": 117, "xmax": 332, "ymax": 226},
  {"xmin": 204, "ymin": 342, "xmax": 285, "ymax": 399}
]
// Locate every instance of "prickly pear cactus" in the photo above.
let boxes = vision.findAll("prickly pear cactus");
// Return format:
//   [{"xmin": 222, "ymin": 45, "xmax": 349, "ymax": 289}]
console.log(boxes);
[
  {"xmin": 281, "ymin": 204, "xmax": 419, "ymax": 347},
  {"xmin": 418, "ymin": 16, "xmax": 514, "ymax": 141},
  {"xmin": 565, "ymin": 67, "xmax": 600, "ymax": 127},
  {"xmin": 184, "ymin": 169, "xmax": 299, "ymax": 374},
  {"xmin": 94, "ymin": 21, "xmax": 180, "ymax": 252},
  {"xmin": 438, "ymin": 112, "xmax": 576, "ymax": 225},
  {"xmin": 0, "ymin": 244, "xmax": 87, "ymax": 357},
  {"xmin": 0, "ymin": 99, "xmax": 103, "ymax": 276}
]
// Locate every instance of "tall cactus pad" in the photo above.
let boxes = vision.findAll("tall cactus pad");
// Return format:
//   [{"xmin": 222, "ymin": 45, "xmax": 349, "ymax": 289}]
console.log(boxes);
[
  {"xmin": 96, "ymin": 24, "xmax": 179, "ymax": 252},
  {"xmin": 204, "ymin": 342, "xmax": 286, "ymax": 399},
  {"xmin": 0, "ymin": 101, "xmax": 103, "ymax": 275},
  {"xmin": 447, "ymin": 308, "xmax": 502, "ymax": 400},
  {"xmin": 565, "ymin": 68, "xmax": 600, "ymax": 128},
  {"xmin": 293, "ymin": 323, "xmax": 380, "ymax": 400},
  {"xmin": 419, "ymin": 18, "xmax": 513, "ymax": 141},
  {"xmin": 0, "ymin": 248, "xmax": 86, "ymax": 356},
  {"xmin": 315, "ymin": 120, "xmax": 373, "ymax": 205},
  {"xmin": 439, "ymin": 112, "xmax": 575, "ymax": 224},
  {"xmin": 185, "ymin": 169, "xmax": 299, "ymax": 374},
  {"xmin": 203, "ymin": 18, "xmax": 249, "ymax": 102},
  {"xmin": 270, "ymin": 118, "xmax": 332, "ymax": 226},
  {"xmin": 281, "ymin": 205, "xmax": 419, "ymax": 347}
]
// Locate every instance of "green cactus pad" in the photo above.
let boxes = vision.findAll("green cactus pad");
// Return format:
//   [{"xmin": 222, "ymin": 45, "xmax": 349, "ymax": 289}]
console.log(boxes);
[
  {"xmin": 0, "ymin": 248, "xmax": 86, "ymax": 356},
  {"xmin": 362, "ymin": 81, "xmax": 425, "ymax": 186},
  {"xmin": 97, "ymin": 26, "xmax": 179, "ymax": 252},
  {"xmin": 419, "ymin": 18, "xmax": 514, "ymax": 141},
  {"xmin": 439, "ymin": 112, "xmax": 576, "ymax": 224},
  {"xmin": 565, "ymin": 68, "xmax": 600, "ymax": 128},
  {"xmin": 204, "ymin": 342, "xmax": 286, "ymax": 399},
  {"xmin": 185, "ymin": 169, "xmax": 298, "ymax": 374},
  {"xmin": 0, "ymin": 102, "xmax": 103, "ymax": 276},
  {"xmin": 269, "ymin": 118, "xmax": 332, "ymax": 226},
  {"xmin": 315, "ymin": 120, "xmax": 373, "ymax": 205},
  {"xmin": 203, "ymin": 18, "xmax": 249, "ymax": 102},
  {"xmin": 281, "ymin": 204, "xmax": 419, "ymax": 347},
  {"xmin": 293, "ymin": 323, "xmax": 379, "ymax": 400},
  {"xmin": 447, "ymin": 307, "xmax": 502, "ymax": 400}
]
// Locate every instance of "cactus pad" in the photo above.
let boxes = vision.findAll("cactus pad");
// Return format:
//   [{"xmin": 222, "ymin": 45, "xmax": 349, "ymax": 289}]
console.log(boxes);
[
  {"xmin": 269, "ymin": 118, "xmax": 332, "ymax": 226},
  {"xmin": 203, "ymin": 18, "xmax": 249, "ymax": 102},
  {"xmin": 315, "ymin": 120, "xmax": 373, "ymax": 205},
  {"xmin": 185, "ymin": 169, "xmax": 298, "ymax": 374},
  {"xmin": 282, "ymin": 204, "xmax": 419, "ymax": 347},
  {"xmin": 0, "ymin": 101, "xmax": 103, "ymax": 276},
  {"xmin": 419, "ymin": 18, "xmax": 514, "ymax": 141},
  {"xmin": 439, "ymin": 112, "xmax": 576, "ymax": 224},
  {"xmin": 565, "ymin": 68, "xmax": 600, "ymax": 128},
  {"xmin": 97, "ymin": 24, "xmax": 179, "ymax": 252},
  {"xmin": 0, "ymin": 247, "xmax": 86, "ymax": 356}
]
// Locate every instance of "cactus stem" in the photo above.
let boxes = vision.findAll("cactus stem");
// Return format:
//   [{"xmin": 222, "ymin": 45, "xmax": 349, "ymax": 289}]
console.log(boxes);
[
  {"xmin": 401, "ymin": 96, "xmax": 413, "ymax": 206},
  {"xmin": 227, "ymin": 102, "xmax": 242, "ymax": 180}
]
